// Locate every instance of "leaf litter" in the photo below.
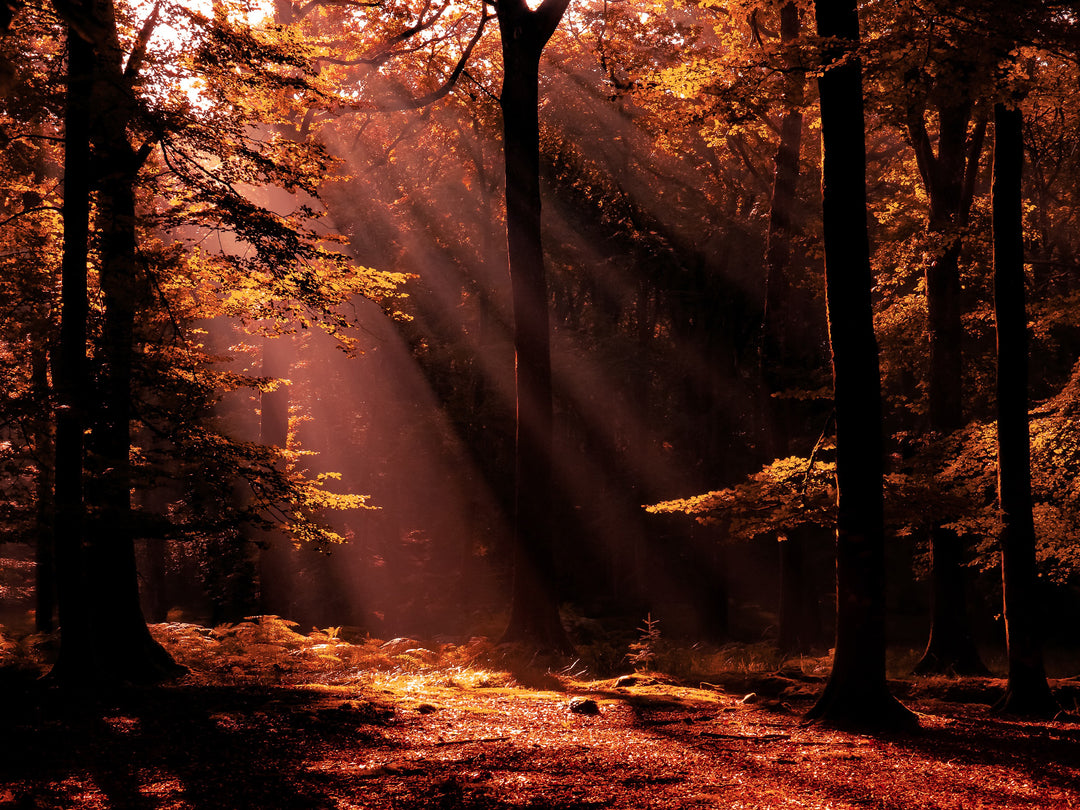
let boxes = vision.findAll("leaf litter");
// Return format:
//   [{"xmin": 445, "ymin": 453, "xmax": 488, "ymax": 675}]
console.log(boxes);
[{"xmin": 1, "ymin": 617, "xmax": 1079, "ymax": 809}]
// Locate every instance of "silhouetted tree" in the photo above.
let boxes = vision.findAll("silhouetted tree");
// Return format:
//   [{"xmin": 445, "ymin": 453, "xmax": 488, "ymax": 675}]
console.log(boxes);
[
  {"xmin": 903, "ymin": 42, "xmax": 989, "ymax": 676},
  {"xmin": 496, "ymin": 0, "xmax": 573, "ymax": 653},
  {"xmin": 803, "ymin": 0, "xmax": 915, "ymax": 731},
  {"xmin": 991, "ymin": 99, "xmax": 1057, "ymax": 717},
  {"xmin": 758, "ymin": 2, "xmax": 826, "ymax": 656},
  {"xmin": 89, "ymin": 9, "xmax": 182, "ymax": 681},
  {"xmin": 50, "ymin": 0, "xmax": 182, "ymax": 684},
  {"xmin": 50, "ymin": 0, "xmax": 94, "ymax": 681},
  {"xmin": 761, "ymin": 2, "xmax": 808, "ymax": 452}
]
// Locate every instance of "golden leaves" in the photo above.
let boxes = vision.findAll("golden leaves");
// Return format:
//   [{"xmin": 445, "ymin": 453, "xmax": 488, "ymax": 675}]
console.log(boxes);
[{"xmin": 647, "ymin": 455, "xmax": 837, "ymax": 539}]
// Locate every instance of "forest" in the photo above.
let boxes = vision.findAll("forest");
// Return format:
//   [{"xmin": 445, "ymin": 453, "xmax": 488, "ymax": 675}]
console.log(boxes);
[{"xmin": 2, "ymin": 0, "xmax": 1080, "ymax": 807}]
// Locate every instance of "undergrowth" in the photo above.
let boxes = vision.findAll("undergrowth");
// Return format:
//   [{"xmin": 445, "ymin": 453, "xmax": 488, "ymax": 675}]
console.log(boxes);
[
  {"xmin": 0, "ymin": 616, "xmax": 1006, "ymax": 693},
  {"xmin": 0, "ymin": 615, "xmax": 836, "ymax": 691}
]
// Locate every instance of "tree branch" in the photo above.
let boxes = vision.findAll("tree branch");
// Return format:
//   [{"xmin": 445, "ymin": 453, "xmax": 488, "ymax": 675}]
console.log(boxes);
[
  {"xmin": 375, "ymin": 7, "xmax": 491, "ymax": 111},
  {"xmin": 313, "ymin": 0, "xmax": 448, "ymax": 67},
  {"xmin": 959, "ymin": 112, "xmax": 987, "ymax": 226},
  {"xmin": 123, "ymin": 0, "xmax": 161, "ymax": 83},
  {"xmin": 292, "ymin": 0, "xmax": 383, "ymax": 23},
  {"xmin": 533, "ymin": 0, "xmax": 572, "ymax": 47},
  {"xmin": 905, "ymin": 107, "xmax": 938, "ymax": 193},
  {"xmin": 0, "ymin": 205, "xmax": 63, "ymax": 230}
]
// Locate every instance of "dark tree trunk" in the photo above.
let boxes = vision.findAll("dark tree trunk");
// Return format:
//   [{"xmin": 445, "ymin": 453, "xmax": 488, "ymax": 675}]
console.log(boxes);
[
  {"xmin": 496, "ymin": 0, "xmax": 572, "ymax": 653},
  {"xmin": 50, "ymin": 20, "xmax": 95, "ymax": 680},
  {"xmin": 33, "ymin": 332, "xmax": 56, "ymax": 632},
  {"xmin": 52, "ymin": 0, "xmax": 182, "ymax": 684},
  {"xmin": 991, "ymin": 102, "xmax": 1057, "ymax": 717},
  {"xmin": 90, "ymin": 159, "xmax": 182, "ymax": 681},
  {"xmin": 90, "ymin": 0, "xmax": 182, "ymax": 682},
  {"xmin": 908, "ymin": 97, "xmax": 988, "ymax": 675},
  {"xmin": 778, "ymin": 525, "xmax": 824, "ymax": 654},
  {"xmin": 804, "ymin": 0, "xmax": 915, "ymax": 731},
  {"xmin": 761, "ymin": 1, "xmax": 806, "ymax": 455},
  {"xmin": 758, "ymin": 2, "xmax": 819, "ymax": 654},
  {"xmin": 913, "ymin": 528, "xmax": 987, "ymax": 675},
  {"xmin": 909, "ymin": 99, "xmax": 973, "ymax": 435}
]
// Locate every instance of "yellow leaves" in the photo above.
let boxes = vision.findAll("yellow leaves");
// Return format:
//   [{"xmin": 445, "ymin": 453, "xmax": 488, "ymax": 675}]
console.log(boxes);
[
  {"xmin": 648, "ymin": 455, "xmax": 838, "ymax": 539},
  {"xmin": 653, "ymin": 58, "xmax": 712, "ymax": 101}
]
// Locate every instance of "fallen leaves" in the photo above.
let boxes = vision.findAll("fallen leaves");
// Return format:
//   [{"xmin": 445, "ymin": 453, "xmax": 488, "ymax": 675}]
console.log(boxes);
[{"xmin": 3, "ymin": 623, "xmax": 1080, "ymax": 808}]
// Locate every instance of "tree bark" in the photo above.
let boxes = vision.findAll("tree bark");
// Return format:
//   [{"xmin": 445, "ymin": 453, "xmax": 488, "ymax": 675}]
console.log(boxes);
[
  {"xmin": 758, "ymin": 2, "xmax": 821, "ymax": 655},
  {"xmin": 804, "ymin": 0, "xmax": 915, "ymax": 731},
  {"xmin": 908, "ymin": 99, "xmax": 972, "ymax": 434},
  {"xmin": 33, "ymin": 322, "xmax": 57, "ymax": 632},
  {"xmin": 906, "ymin": 88, "xmax": 988, "ymax": 675},
  {"xmin": 761, "ymin": 1, "xmax": 807, "ymax": 457},
  {"xmin": 50, "ymin": 18, "xmax": 95, "ymax": 680},
  {"xmin": 496, "ymin": 0, "xmax": 573, "ymax": 653},
  {"xmin": 90, "ymin": 154, "xmax": 181, "ymax": 681},
  {"xmin": 991, "ymin": 101, "xmax": 1057, "ymax": 717},
  {"xmin": 913, "ymin": 528, "xmax": 987, "ymax": 675},
  {"xmin": 51, "ymin": 0, "xmax": 183, "ymax": 684}
]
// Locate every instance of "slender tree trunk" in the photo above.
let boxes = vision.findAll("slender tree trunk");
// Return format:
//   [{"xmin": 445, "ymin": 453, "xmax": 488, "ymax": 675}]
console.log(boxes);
[
  {"xmin": 49, "ymin": 21, "xmax": 95, "ymax": 680},
  {"xmin": 761, "ymin": 1, "xmax": 806, "ymax": 455},
  {"xmin": 33, "ymin": 334, "xmax": 56, "ymax": 632},
  {"xmin": 908, "ymin": 98, "xmax": 988, "ymax": 674},
  {"xmin": 991, "ymin": 102, "xmax": 1057, "ymax": 717},
  {"xmin": 758, "ymin": 2, "xmax": 819, "ymax": 655},
  {"xmin": 496, "ymin": 0, "xmax": 572, "ymax": 653},
  {"xmin": 804, "ymin": 0, "xmax": 914, "ymax": 731},
  {"xmin": 26, "ymin": 129, "xmax": 59, "ymax": 634}
]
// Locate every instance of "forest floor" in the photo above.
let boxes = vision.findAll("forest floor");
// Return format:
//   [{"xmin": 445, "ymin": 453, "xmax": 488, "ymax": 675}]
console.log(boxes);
[{"xmin": 2, "ymin": 618, "xmax": 1080, "ymax": 809}]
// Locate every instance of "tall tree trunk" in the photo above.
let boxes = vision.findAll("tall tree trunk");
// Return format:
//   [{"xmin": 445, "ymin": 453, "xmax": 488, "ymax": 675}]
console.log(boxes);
[
  {"xmin": 910, "ymin": 100, "xmax": 972, "ymax": 435},
  {"xmin": 758, "ymin": 2, "xmax": 821, "ymax": 655},
  {"xmin": 804, "ymin": 0, "xmax": 915, "ymax": 731},
  {"xmin": 908, "ymin": 99, "xmax": 988, "ymax": 675},
  {"xmin": 991, "ymin": 101, "xmax": 1057, "ymax": 717},
  {"xmin": 496, "ymin": 0, "xmax": 572, "ymax": 653},
  {"xmin": 91, "ymin": 159, "xmax": 181, "ymax": 681},
  {"xmin": 33, "ymin": 332, "xmax": 56, "ymax": 633},
  {"xmin": 27, "ymin": 132, "xmax": 58, "ymax": 634},
  {"xmin": 52, "ymin": 0, "xmax": 182, "ymax": 684},
  {"xmin": 761, "ymin": 1, "xmax": 806, "ymax": 455},
  {"xmin": 49, "ymin": 19, "xmax": 95, "ymax": 680}
]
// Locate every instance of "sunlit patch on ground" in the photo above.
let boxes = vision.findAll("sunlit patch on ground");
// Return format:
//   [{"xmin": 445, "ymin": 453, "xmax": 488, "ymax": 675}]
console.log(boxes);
[{"xmin": 2, "ymin": 620, "xmax": 1080, "ymax": 808}]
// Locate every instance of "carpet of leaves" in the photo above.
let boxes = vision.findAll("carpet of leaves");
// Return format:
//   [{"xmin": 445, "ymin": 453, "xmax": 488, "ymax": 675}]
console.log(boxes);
[{"xmin": 2, "ymin": 618, "xmax": 1079, "ymax": 809}]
